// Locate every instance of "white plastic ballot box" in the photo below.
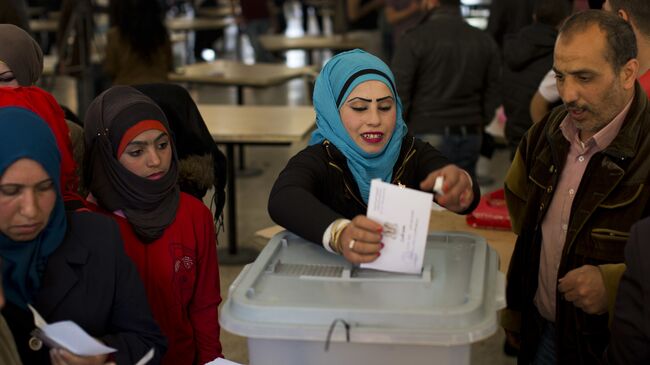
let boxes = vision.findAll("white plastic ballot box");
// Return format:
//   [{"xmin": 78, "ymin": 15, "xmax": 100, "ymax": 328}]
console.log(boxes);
[{"xmin": 220, "ymin": 231, "xmax": 506, "ymax": 365}]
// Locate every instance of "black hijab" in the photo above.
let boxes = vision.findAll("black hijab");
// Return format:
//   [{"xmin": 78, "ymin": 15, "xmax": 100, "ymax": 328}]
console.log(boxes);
[
  {"xmin": 134, "ymin": 83, "xmax": 227, "ymax": 217},
  {"xmin": 83, "ymin": 86, "xmax": 180, "ymax": 242}
]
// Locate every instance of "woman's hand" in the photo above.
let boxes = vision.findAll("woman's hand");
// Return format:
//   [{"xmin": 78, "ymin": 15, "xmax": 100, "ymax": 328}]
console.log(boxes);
[
  {"xmin": 337, "ymin": 215, "xmax": 383, "ymax": 264},
  {"xmin": 420, "ymin": 164, "xmax": 474, "ymax": 213},
  {"xmin": 50, "ymin": 349, "xmax": 109, "ymax": 365}
]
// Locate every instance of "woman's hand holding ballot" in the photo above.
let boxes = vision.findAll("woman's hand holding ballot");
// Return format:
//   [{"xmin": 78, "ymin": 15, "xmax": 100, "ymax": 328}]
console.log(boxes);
[
  {"xmin": 338, "ymin": 216, "xmax": 384, "ymax": 265},
  {"xmin": 420, "ymin": 164, "xmax": 474, "ymax": 213}
]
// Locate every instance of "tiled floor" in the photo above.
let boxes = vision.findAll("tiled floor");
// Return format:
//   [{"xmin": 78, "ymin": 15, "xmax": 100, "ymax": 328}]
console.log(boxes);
[{"xmin": 47, "ymin": 1, "xmax": 517, "ymax": 363}]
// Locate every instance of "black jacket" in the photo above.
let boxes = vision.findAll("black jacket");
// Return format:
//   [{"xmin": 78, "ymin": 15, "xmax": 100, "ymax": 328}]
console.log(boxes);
[
  {"xmin": 392, "ymin": 7, "xmax": 501, "ymax": 134},
  {"xmin": 2, "ymin": 212, "xmax": 167, "ymax": 365},
  {"xmin": 605, "ymin": 217, "xmax": 650, "ymax": 364},
  {"xmin": 486, "ymin": 0, "xmax": 534, "ymax": 49},
  {"xmin": 502, "ymin": 22, "xmax": 557, "ymax": 152},
  {"xmin": 268, "ymin": 134, "xmax": 481, "ymax": 244}
]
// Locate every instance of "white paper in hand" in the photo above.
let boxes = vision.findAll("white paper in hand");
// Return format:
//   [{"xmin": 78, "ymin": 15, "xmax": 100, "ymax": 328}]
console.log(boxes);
[
  {"xmin": 361, "ymin": 179, "xmax": 432, "ymax": 274},
  {"xmin": 28, "ymin": 304, "xmax": 116, "ymax": 357}
]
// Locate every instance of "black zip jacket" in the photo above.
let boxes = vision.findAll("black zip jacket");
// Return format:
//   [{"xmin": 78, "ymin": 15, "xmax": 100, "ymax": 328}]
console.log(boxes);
[
  {"xmin": 392, "ymin": 6, "xmax": 501, "ymax": 135},
  {"xmin": 268, "ymin": 134, "xmax": 481, "ymax": 244},
  {"xmin": 502, "ymin": 22, "xmax": 558, "ymax": 153}
]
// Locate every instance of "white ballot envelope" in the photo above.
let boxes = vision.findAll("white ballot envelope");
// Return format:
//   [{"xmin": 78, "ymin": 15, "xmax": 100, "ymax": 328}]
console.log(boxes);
[
  {"xmin": 28, "ymin": 304, "xmax": 117, "ymax": 357},
  {"xmin": 361, "ymin": 179, "xmax": 432, "ymax": 274}
]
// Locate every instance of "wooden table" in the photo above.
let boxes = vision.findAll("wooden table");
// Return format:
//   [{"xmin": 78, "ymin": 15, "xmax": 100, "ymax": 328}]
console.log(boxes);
[
  {"xmin": 260, "ymin": 34, "xmax": 364, "ymax": 57},
  {"xmin": 259, "ymin": 34, "xmax": 365, "ymax": 52},
  {"xmin": 166, "ymin": 17, "xmax": 235, "ymax": 32},
  {"xmin": 259, "ymin": 34, "xmax": 365, "ymax": 65},
  {"xmin": 256, "ymin": 210, "xmax": 516, "ymax": 273},
  {"xmin": 172, "ymin": 60, "xmax": 316, "ymax": 181},
  {"xmin": 197, "ymin": 6, "xmax": 239, "ymax": 18},
  {"xmin": 166, "ymin": 17, "xmax": 236, "ymax": 63},
  {"xmin": 29, "ymin": 18, "xmax": 58, "ymax": 33},
  {"xmin": 199, "ymin": 104, "xmax": 316, "ymax": 264},
  {"xmin": 169, "ymin": 60, "xmax": 317, "ymax": 104}
]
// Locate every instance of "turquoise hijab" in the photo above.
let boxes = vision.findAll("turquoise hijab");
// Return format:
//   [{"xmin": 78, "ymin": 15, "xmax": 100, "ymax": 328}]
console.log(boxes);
[
  {"xmin": 309, "ymin": 49, "xmax": 408, "ymax": 203},
  {"xmin": 0, "ymin": 107, "xmax": 66, "ymax": 309}
]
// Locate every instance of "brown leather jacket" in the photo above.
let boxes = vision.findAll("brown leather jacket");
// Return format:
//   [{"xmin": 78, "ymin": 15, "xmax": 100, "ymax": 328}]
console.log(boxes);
[{"xmin": 503, "ymin": 83, "xmax": 650, "ymax": 364}]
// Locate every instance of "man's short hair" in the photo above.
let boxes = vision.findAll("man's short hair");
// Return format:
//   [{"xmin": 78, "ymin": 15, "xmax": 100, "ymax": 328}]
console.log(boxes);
[
  {"xmin": 559, "ymin": 10, "xmax": 637, "ymax": 71},
  {"xmin": 534, "ymin": 0, "xmax": 572, "ymax": 28},
  {"xmin": 607, "ymin": 0, "xmax": 650, "ymax": 37}
]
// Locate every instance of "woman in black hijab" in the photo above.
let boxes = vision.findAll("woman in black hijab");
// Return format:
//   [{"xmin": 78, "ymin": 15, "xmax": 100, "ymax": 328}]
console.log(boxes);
[
  {"xmin": 134, "ymin": 83, "xmax": 227, "ymax": 219},
  {"xmin": 83, "ymin": 86, "xmax": 223, "ymax": 365}
]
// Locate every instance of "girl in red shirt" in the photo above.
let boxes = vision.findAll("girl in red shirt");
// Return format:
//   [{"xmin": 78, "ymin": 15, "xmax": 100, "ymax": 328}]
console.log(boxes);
[{"xmin": 83, "ymin": 86, "xmax": 222, "ymax": 365}]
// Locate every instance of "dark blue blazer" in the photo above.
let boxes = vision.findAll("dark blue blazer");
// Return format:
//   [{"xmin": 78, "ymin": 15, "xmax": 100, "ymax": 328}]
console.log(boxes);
[{"xmin": 2, "ymin": 211, "xmax": 167, "ymax": 365}]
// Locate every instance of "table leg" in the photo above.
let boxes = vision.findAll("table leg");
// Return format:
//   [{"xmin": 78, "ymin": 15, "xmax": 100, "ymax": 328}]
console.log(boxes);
[
  {"xmin": 238, "ymin": 144, "xmax": 246, "ymax": 169},
  {"xmin": 218, "ymin": 144, "xmax": 259, "ymax": 265},
  {"xmin": 235, "ymin": 85, "xmax": 263, "ymax": 177},
  {"xmin": 236, "ymin": 85, "xmax": 244, "ymax": 105}
]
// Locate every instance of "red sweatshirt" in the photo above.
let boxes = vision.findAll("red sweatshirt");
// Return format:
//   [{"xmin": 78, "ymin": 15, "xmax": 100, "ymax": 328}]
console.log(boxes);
[
  {"xmin": 89, "ymin": 193, "xmax": 222, "ymax": 365},
  {"xmin": 640, "ymin": 69, "xmax": 650, "ymax": 98}
]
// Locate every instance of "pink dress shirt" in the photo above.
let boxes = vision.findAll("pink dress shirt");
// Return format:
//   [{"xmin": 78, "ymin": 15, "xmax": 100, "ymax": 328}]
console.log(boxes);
[{"xmin": 535, "ymin": 99, "xmax": 633, "ymax": 322}]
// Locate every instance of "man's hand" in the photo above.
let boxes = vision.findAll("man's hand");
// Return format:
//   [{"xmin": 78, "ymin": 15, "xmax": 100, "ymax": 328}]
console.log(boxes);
[
  {"xmin": 338, "ymin": 215, "xmax": 383, "ymax": 264},
  {"xmin": 50, "ymin": 349, "xmax": 108, "ymax": 365},
  {"xmin": 558, "ymin": 265, "xmax": 608, "ymax": 315},
  {"xmin": 420, "ymin": 164, "xmax": 474, "ymax": 213}
]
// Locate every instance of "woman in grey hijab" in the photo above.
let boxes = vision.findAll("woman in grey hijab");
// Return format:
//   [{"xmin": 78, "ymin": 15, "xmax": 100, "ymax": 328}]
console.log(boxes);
[{"xmin": 0, "ymin": 24, "xmax": 43, "ymax": 86}]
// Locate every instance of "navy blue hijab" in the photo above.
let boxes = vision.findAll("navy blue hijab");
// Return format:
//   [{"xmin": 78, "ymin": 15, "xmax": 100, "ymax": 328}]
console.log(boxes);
[
  {"xmin": 309, "ymin": 49, "xmax": 408, "ymax": 203},
  {"xmin": 0, "ymin": 107, "xmax": 66, "ymax": 309}
]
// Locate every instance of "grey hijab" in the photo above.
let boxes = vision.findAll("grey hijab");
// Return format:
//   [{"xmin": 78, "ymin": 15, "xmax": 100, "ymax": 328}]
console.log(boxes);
[{"xmin": 0, "ymin": 24, "xmax": 43, "ymax": 85}]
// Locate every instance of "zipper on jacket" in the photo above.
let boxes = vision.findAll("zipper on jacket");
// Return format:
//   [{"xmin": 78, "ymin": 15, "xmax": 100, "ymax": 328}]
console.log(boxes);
[
  {"xmin": 323, "ymin": 138, "xmax": 416, "ymax": 207},
  {"xmin": 392, "ymin": 138, "xmax": 416, "ymax": 184},
  {"xmin": 327, "ymin": 161, "xmax": 367, "ymax": 207},
  {"xmin": 324, "ymin": 141, "xmax": 367, "ymax": 208}
]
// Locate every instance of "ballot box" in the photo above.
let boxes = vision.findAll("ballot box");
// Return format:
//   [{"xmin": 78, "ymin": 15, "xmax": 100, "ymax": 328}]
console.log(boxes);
[{"xmin": 220, "ymin": 231, "xmax": 506, "ymax": 365}]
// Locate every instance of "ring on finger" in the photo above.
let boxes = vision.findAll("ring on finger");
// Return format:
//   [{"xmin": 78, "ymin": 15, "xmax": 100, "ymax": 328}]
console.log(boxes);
[{"xmin": 349, "ymin": 239, "xmax": 356, "ymax": 250}]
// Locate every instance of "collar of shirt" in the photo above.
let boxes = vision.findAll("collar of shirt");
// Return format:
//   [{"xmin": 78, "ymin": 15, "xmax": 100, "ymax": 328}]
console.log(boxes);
[{"xmin": 559, "ymin": 97, "xmax": 633, "ymax": 154}]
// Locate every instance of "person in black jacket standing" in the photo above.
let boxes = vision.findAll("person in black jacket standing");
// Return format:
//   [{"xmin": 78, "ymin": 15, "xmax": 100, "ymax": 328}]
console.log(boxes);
[
  {"xmin": 502, "ymin": 0, "xmax": 572, "ymax": 159},
  {"xmin": 392, "ymin": 0, "xmax": 501, "ymax": 178},
  {"xmin": 605, "ymin": 217, "xmax": 650, "ymax": 364}
]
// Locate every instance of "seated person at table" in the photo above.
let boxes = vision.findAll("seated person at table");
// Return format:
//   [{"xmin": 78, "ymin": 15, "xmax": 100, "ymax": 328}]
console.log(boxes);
[
  {"xmin": 105, "ymin": 0, "xmax": 173, "ymax": 85},
  {"xmin": 268, "ymin": 49, "xmax": 480, "ymax": 264},
  {"xmin": 83, "ymin": 86, "xmax": 223, "ymax": 365},
  {"xmin": 0, "ymin": 106, "xmax": 166, "ymax": 365}
]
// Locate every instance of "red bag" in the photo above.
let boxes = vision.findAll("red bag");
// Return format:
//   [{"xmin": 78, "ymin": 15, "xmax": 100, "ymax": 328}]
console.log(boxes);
[{"xmin": 466, "ymin": 189, "xmax": 512, "ymax": 230}]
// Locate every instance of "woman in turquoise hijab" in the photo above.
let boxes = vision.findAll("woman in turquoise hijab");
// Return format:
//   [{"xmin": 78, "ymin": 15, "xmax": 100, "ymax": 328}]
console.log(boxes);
[
  {"xmin": 269, "ymin": 49, "xmax": 479, "ymax": 264},
  {"xmin": 0, "ymin": 107, "xmax": 166, "ymax": 365}
]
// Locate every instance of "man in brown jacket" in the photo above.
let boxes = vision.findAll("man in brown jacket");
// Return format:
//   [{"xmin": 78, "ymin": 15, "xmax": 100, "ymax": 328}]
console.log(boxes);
[{"xmin": 503, "ymin": 10, "xmax": 650, "ymax": 363}]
